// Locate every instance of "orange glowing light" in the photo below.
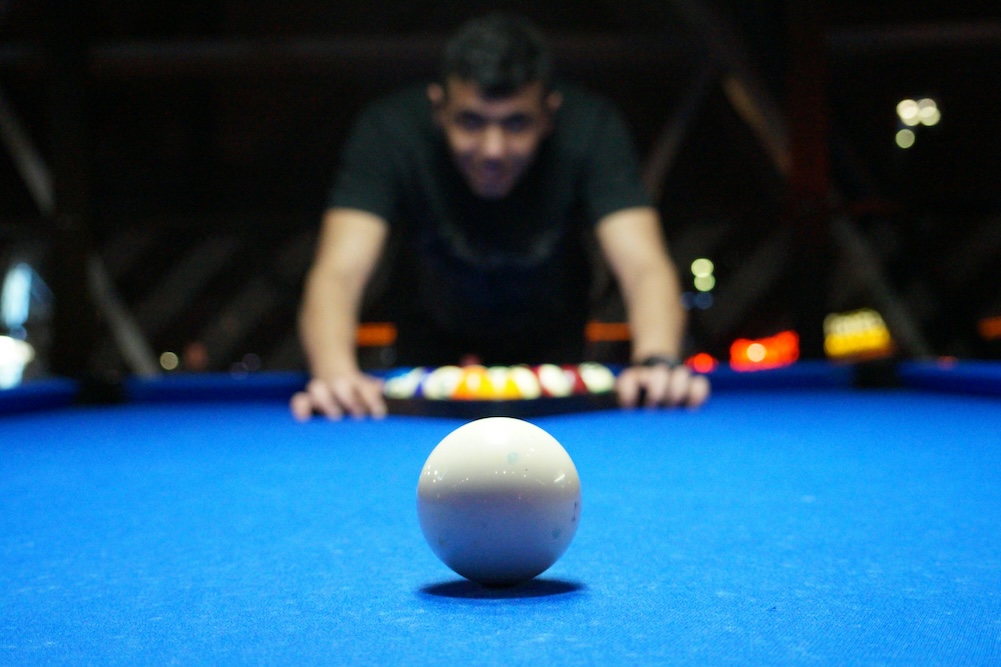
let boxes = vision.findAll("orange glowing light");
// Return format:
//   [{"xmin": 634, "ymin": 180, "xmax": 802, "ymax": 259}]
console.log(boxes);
[
  {"xmin": 356, "ymin": 323, "xmax": 397, "ymax": 347},
  {"xmin": 729, "ymin": 331, "xmax": 799, "ymax": 372},
  {"xmin": 979, "ymin": 316, "xmax": 1001, "ymax": 341}
]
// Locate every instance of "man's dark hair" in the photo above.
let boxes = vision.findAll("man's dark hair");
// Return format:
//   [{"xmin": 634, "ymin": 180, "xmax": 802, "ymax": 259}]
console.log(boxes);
[{"xmin": 442, "ymin": 13, "xmax": 553, "ymax": 98}]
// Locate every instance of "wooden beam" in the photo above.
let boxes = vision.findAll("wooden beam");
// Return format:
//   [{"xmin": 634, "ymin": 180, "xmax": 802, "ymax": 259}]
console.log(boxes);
[
  {"xmin": 784, "ymin": 0, "xmax": 832, "ymax": 358},
  {"xmin": 45, "ymin": 0, "xmax": 97, "ymax": 378},
  {"xmin": 0, "ymin": 33, "xmax": 696, "ymax": 77},
  {"xmin": 828, "ymin": 20, "xmax": 1001, "ymax": 56}
]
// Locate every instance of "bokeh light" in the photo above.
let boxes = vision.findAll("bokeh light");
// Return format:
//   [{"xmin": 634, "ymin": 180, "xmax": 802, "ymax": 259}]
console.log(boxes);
[
  {"xmin": 896, "ymin": 99, "xmax": 919, "ymax": 125},
  {"xmin": 895, "ymin": 129, "xmax": 916, "ymax": 149},
  {"xmin": 691, "ymin": 258, "xmax": 714, "ymax": 277},
  {"xmin": 687, "ymin": 352, "xmax": 718, "ymax": 373},
  {"xmin": 693, "ymin": 275, "xmax": 716, "ymax": 292},
  {"xmin": 159, "ymin": 351, "xmax": 179, "ymax": 371},
  {"xmin": 746, "ymin": 343, "xmax": 767, "ymax": 363},
  {"xmin": 918, "ymin": 98, "xmax": 941, "ymax": 126},
  {"xmin": 895, "ymin": 97, "xmax": 939, "ymax": 144},
  {"xmin": 0, "ymin": 335, "xmax": 35, "ymax": 389}
]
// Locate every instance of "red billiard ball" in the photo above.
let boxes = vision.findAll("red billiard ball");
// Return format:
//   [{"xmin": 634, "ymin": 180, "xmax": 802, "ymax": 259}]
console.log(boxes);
[
  {"xmin": 534, "ymin": 364, "xmax": 573, "ymax": 397},
  {"xmin": 561, "ymin": 365, "xmax": 588, "ymax": 394},
  {"xmin": 578, "ymin": 362, "xmax": 616, "ymax": 394}
]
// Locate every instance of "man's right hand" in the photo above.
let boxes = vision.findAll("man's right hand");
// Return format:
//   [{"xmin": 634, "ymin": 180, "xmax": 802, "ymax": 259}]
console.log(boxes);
[{"xmin": 290, "ymin": 373, "xmax": 387, "ymax": 421}]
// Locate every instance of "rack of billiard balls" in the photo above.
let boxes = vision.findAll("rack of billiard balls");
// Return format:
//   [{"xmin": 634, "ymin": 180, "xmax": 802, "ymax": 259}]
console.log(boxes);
[{"xmin": 383, "ymin": 363, "xmax": 617, "ymax": 401}]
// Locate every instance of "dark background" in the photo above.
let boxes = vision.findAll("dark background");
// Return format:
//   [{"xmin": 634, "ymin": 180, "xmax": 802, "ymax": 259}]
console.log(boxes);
[{"xmin": 1, "ymin": 1, "xmax": 999, "ymax": 380}]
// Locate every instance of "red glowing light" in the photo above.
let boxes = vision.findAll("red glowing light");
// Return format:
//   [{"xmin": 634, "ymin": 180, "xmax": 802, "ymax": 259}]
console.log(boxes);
[{"xmin": 687, "ymin": 353, "xmax": 718, "ymax": 374}]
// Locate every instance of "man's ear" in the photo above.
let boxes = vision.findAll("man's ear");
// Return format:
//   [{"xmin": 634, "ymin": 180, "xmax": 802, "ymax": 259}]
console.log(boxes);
[
  {"xmin": 427, "ymin": 83, "xmax": 446, "ymax": 126},
  {"xmin": 542, "ymin": 90, "xmax": 563, "ymax": 135},
  {"xmin": 427, "ymin": 83, "xmax": 445, "ymax": 108},
  {"xmin": 545, "ymin": 90, "xmax": 563, "ymax": 116}
]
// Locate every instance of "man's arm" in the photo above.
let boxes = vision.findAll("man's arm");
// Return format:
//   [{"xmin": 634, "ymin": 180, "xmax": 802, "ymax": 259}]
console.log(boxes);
[
  {"xmin": 290, "ymin": 208, "xmax": 390, "ymax": 420},
  {"xmin": 596, "ymin": 206, "xmax": 710, "ymax": 408}
]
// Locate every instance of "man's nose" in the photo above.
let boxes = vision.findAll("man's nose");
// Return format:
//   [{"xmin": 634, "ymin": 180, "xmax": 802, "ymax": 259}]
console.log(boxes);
[{"xmin": 480, "ymin": 124, "xmax": 506, "ymax": 159}]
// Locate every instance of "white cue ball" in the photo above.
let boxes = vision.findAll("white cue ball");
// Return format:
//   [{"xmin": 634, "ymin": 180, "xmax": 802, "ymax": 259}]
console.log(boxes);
[{"xmin": 416, "ymin": 417, "xmax": 582, "ymax": 586}]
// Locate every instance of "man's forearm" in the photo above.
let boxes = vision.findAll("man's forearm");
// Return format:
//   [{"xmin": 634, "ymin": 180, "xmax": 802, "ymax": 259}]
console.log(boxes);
[
  {"xmin": 298, "ymin": 208, "xmax": 389, "ymax": 381},
  {"xmin": 595, "ymin": 207, "xmax": 689, "ymax": 365},
  {"xmin": 298, "ymin": 271, "xmax": 363, "ymax": 379},
  {"xmin": 622, "ymin": 262, "xmax": 687, "ymax": 363}
]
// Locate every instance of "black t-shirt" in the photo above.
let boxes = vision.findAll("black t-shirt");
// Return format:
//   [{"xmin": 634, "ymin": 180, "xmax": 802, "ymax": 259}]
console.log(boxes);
[{"xmin": 328, "ymin": 83, "xmax": 650, "ymax": 365}]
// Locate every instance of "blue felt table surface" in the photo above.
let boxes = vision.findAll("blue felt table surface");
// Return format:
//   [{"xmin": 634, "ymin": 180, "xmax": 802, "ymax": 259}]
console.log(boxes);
[{"xmin": 2, "ymin": 389, "xmax": 1001, "ymax": 665}]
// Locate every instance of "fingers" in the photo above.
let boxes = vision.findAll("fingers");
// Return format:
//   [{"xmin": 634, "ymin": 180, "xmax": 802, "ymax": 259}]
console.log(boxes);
[
  {"xmin": 290, "ymin": 391, "xmax": 316, "ymax": 422},
  {"xmin": 640, "ymin": 365, "xmax": 674, "ymax": 408},
  {"xmin": 664, "ymin": 365, "xmax": 692, "ymax": 406},
  {"xmin": 616, "ymin": 363, "xmax": 711, "ymax": 410},
  {"xmin": 685, "ymin": 373, "xmax": 711, "ymax": 408},
  {"xmin": 353, "ymin": 376, "xmax": 388, "ymax": 419},
  {"xmin": 293, "ymin": 364, "xmax": 709, "ymax": 420},
  {"xmin": 615, "ymin": 367, "xmax": 647, "ymax": 408},
  {"xmin": 290, "ymin": 375, "xmax": 387, "ymax": 421}
]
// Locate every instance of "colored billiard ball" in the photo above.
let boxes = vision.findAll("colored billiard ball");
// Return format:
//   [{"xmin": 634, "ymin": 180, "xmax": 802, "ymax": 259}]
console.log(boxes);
[
  {"xmin": 578, "ymin": 362, "xmax": 616, "ymax": 394},
  {"xmin": 416, "ymin": 417, "xmax": 582, "ymax": 586},
  {"xmin": 486, "ymin": 366, "xmax": 522, "ymax": 400},
  {"xmin": 561, "ymin": 365, "xmax": 589, "ymax": 394},
  {"xmin": 508, "ymin": 365, "xmax": 541, "ymax": 400},
  {"xmin": 451, "ymin": 365, "xmax": 490, "ymax": 400},
  {"xmin": 535, "ymin": 363, "xmax": 573, "ymax": 397},
  {"xmin": 421, "ymin": 365, "xmax": 464, "ymax": 399},
  {"xmin": 382, "ymin": 367, "xmax": 428, "ymax": 398}
]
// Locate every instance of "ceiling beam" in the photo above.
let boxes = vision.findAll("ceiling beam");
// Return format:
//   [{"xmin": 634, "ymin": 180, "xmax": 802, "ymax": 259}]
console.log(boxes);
[
  {"xmin": 828, "ymin": 20, "xmax": 1001, "ymax": 56},
  {"xmin": 0, "ymin": 33, "xmax": 697, "ymax": 77}
]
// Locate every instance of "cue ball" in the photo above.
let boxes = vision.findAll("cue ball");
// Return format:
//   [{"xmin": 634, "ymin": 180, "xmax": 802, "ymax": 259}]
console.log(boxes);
[{"xmin": 416, "ymin": 417, "xmax": 582, "ymax": 586}]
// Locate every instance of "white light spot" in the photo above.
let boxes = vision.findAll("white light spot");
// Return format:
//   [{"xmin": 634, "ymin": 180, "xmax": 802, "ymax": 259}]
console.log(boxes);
[
  {"xmin": 896, "ymin": 99, "xmax": 919, "ymax": 122},
  {"xmin": 917, "ymin": 98, "xmax": 940, "ymax": 126},
  {"xmin": 691, "ymin": 258, "xmax": 715, "ymax": 277},
  {"xmin": 895, "ymin": 129, "xmax": 916, "ymax": 149},
  {"xmin": 693, "ymin": 274, "xmax": 716, "ymax": 292},
  {"xmin": 159, "ymin": 351, "xmax": 179, "ymax": 371},
  {"xmin": 2, "ymin": 263, "xmax": 33, "ymax": 327},
  {"xmin": 0, "ymin": 335, "xmax": 35, "ymax": 389}
]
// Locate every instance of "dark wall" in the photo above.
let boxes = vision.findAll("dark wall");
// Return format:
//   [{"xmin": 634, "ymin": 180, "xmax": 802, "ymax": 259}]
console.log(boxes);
[{"xmin": 2, "ymin": 1, "xmax": 999, "ymax": 375}]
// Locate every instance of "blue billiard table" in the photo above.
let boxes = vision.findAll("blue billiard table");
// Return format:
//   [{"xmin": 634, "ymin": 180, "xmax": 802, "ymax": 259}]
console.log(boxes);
[{"xmin": 2, "ymin": 361, "xmax": 1000, "ymax": 665}]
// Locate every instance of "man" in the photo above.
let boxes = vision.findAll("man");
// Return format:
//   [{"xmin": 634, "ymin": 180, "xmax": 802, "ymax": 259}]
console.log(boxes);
[{"xmin": 291, "ymin": 13, "xmax": 710, "ymax": 420}]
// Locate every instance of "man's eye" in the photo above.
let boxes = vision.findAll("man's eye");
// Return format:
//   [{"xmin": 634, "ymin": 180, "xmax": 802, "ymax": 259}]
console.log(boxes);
[
  {"xmin": 503, "ymin": 116, "xmax": 532, "ymax": 132},
  {"xmin": 456, "ymin": 114, "xmax": 486, "ymax": 131}
]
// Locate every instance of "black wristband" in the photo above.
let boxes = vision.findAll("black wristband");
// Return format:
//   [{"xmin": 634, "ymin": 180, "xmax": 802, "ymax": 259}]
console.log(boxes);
[{"xmin": 637, "ymin": 355, "xmax": 683, "ymax": 370}]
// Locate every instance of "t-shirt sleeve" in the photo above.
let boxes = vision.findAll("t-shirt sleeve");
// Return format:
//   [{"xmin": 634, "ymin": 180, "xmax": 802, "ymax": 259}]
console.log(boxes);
[
  {"xmin": 326, "ymin": 105, "xmax": 401, "ymax": 221},
  {"xmin": 580, "ymin": 102, "xmax": 652, "ymax": 223}
]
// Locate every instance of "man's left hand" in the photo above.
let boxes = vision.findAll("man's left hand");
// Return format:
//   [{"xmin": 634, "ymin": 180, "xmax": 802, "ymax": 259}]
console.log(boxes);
[{"xmin": 616, "ymin": 361, "xmax": 710, "ymax": 409}]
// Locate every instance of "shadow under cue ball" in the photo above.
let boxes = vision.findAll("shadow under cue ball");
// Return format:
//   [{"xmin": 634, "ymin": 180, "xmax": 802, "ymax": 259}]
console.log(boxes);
[{"xmin": 416, "ymin": 417, "xmax": 582, "ymax": 587}]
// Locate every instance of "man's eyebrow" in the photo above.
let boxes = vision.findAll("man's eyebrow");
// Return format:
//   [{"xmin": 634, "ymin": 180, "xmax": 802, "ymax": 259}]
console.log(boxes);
[{"xmin": 478, "ymin": 111, "xmax": 535, "ymax": 122}]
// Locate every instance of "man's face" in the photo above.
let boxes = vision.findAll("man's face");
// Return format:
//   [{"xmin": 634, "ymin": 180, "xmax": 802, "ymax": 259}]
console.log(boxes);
[{"xmin": 430, "ymin": 77, "xmax": 561, "ymax": 199}]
